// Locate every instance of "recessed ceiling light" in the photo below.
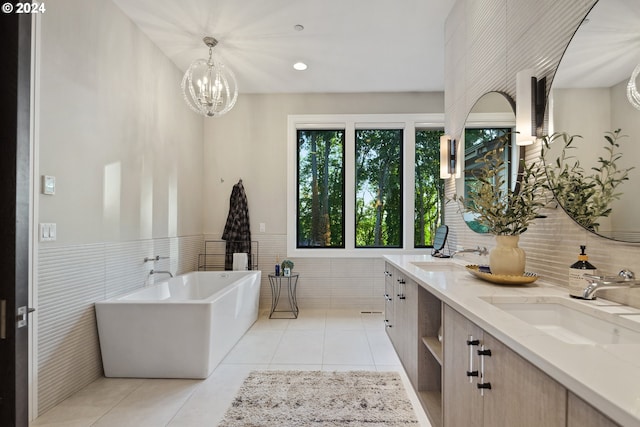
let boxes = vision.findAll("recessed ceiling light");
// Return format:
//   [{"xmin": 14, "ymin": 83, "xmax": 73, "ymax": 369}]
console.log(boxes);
[
  {"xmin": 294, "ymin": 24, "xmax": 304, "ymax": 31},
  {"xmin": 293, "ymin": 62, "xmax": 308, "ymax": 71}
]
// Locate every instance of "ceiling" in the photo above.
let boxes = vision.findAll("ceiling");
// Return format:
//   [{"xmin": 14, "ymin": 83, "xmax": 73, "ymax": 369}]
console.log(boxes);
[
  {"xmin": 111, "ymin": 0, "xmax": 456, "ymax": 94},
  {"xmin": 552, "ymin": 0, "xmax": 640, "ymax": 89}
]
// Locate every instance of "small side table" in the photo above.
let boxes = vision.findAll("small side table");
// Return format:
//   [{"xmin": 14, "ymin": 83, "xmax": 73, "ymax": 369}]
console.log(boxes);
[{"xmin": 268, "ymin": 273, "xmax": 299, "ymax": 319}]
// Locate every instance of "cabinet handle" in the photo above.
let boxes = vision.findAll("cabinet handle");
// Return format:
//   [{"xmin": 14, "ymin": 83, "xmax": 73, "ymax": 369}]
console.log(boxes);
[
  {"xmin": 466, "ymin": 335, "xmax": 479, "ymax": 382},
  {"xmin": 477, "ymin": 348, "xmax": 492, "ymax": 357},
  {"xmin": 396, "ymin": 278, "xmax": 406, "ymax": 299},
  {"xmin": 384, "ymin": 293, "xmax": 392, "ymax": 301},
  {"xmin": 384, "ymin": 270, "xmax": 392, "ymax": 277},
  {"xmin": 477, "ymin": 344, "xmax": 492, "ymax": 396},
  {"xmin": 384, "ymin": 319, "xmax": 392, "ymax": 328}
]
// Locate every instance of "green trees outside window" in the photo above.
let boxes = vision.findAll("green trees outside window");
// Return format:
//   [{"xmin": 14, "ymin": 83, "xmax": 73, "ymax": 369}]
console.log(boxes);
[
  {"xmin": 297, "ymin": 129, "xmax": 345, "ymax": 248},
  {"xmin": 415, "ymin": 130, "xmax": 445, "ymax": 247},
  {"xmin": 295, "ymin": 121, "xmax": 445, "ymax": 251},
  {"xmin": 355, "ymin": 129, "xmax": 403, "ymax": 248},
  {"xmin": 464, "ymin": 128, "xmax": 512, "ymax": 233}
]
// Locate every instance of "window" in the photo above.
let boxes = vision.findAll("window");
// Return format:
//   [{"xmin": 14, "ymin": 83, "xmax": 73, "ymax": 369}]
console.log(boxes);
[
  {"xmin": 414, "ymin": 129, "xmax": 445, "ymax": 247},
  {"xmin": 355, "ymin": 129, "xmax": 403, "ymax": 248},
  {"xmin": 296, "ymin": 129, "xmax": 345, "ymax": 248},
  {"xmin": 287, "ymin": 114, "xmax": 445, "ymax": 257}
]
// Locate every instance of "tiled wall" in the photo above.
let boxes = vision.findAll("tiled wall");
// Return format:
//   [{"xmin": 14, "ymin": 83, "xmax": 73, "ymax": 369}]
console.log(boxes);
[
  {"xmin": 36, "ymin": 235, "xmax": 203, "ymax": 414},
  {"xmin": 204, "ymin": 234, "xmax": 386, "ymax": 311},
  {"xmin": 258, "ymin": 235, "xmax": 384, "ymax": 311},
  {"xmin": 443, "ymin": 0, "xmax": 640, "ymax": 309}
]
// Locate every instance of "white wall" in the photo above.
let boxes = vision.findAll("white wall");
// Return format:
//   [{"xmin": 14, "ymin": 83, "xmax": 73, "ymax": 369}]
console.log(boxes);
[
  {"xmin": 38, "ymin": 0, "xmax": 204, "ymax": 245},
  {"xmin": 609, "ymin": 79, "xmax": 640, "ymax": 232},
  {"xmin": 550, "ymin": 84, "xmax": 640, "ymax": 235},
  {"xmin": 34, "ymin": 0, "xmax": 204, "ymax": 415},
  {"xmin": 551, "ymin": 88, "xmax": 611, "ymax": 150}
]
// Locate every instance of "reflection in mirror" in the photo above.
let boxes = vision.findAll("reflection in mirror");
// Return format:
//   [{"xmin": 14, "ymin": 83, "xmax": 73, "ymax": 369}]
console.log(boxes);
[
  {"xmin": 458, "ymin": 92, "xmax": 517, "ymax": 233},
  {"xmin": 548, "ymin": 0, "xmax": 640, "ymax": 241}
]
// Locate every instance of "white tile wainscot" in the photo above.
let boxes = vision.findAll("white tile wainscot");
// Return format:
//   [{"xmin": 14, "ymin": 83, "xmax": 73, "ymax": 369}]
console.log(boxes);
[{"xmin": 383, "ymin": 254, "xmax": 639, "ymax": 427}]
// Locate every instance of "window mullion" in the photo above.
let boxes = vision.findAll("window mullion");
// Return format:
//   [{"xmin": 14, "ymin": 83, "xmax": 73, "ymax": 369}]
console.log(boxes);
[
  {"xmin": 405, "ymin": 123, "xmax": 416, "ymax": 250},
  {"xmin": 344, "ymin": 121, "xmax": 356, "ymax": 251}
]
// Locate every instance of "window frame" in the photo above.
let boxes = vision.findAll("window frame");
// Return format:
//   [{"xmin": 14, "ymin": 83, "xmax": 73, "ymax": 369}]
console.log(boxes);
[
  {"xmin": 296, "ymin": 128, "xmax": 346, "ymax": 249},
  {"xmin": 287, "ymin": 113, "xmax": 445, "ymax": 258},
  {"xmin": 414, "ymin": 128, "xmax": 447, "ymax": 248},
  {"xmin": 354, "ymin": 127, "xmax": 404, "ymax": 249}
]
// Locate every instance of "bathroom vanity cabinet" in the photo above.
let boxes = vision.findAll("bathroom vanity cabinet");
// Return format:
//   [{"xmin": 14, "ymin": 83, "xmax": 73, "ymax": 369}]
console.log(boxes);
[
  {"xmin": 383, "ymin": 259, "xmax": 623, "ymax": 427},
  {"xmin": 384, "ymin": 266, "xmax": 419, "ymax": 383},
  {"xmin": 443, "ymin": 304, "xmax": 566, "ymax": 427},
  {"xmin": 384, "ymin": 263, "xmax": 445, "ymax": 427},
  {"xmin": 568, "ymin": 393, "xmax": 619, "ymax": 427}
]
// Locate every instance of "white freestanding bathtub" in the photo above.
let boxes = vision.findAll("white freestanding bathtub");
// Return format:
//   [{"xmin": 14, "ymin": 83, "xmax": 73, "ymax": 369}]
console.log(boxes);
[{"xmin": 95, "ymin": 270, "xmax": 261, "ymax": 379}]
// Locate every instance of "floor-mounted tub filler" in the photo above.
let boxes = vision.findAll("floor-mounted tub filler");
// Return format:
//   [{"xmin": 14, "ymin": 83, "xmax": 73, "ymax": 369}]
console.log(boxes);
[{"xmin": 95, "ymin": 270, "xmax": 261, "ymax": 379}]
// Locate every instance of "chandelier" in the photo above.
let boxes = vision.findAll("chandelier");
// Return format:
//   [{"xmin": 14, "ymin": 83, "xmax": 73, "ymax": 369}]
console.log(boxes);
[
  {"xmin": 181, "ymin": 36, "xmax": 238, "ymax": 117},
  {"xmin": 627, "ymin": 63, "xmax": 640, "ymax": 111}
]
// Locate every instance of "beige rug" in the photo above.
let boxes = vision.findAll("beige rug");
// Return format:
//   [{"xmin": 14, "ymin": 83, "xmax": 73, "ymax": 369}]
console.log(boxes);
[{"xmin": 218, "ymin": 370, "xmax": 420, "ymax": 426}]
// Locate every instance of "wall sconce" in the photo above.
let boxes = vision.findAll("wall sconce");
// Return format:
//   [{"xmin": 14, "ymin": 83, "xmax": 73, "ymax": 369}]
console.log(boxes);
[
  {"xmin": 516, "ymin": 69, "xmax": 547, "ymax": 146},
  {"xmin": 440, "ymin": 134, "xmax": 459, "ymax": 179}
]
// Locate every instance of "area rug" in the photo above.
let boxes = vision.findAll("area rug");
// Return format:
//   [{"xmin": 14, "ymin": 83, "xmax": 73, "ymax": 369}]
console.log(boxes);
[{"xmin": 218, "ymin": 370, "xmax": 420, "ymax": 426}]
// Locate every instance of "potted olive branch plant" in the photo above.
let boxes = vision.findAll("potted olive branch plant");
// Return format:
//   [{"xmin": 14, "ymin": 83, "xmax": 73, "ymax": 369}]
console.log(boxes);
[
  {"xmin": 451, "ymin": 136, "xmax": 549, "ymax": 276},
  {"xmin": 541, "ymin": 129, "xmax": 634, "ymax": 232}
]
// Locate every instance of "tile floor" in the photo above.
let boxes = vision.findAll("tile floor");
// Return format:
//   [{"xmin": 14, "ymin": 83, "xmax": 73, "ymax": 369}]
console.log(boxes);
[{"xmin": 31, "ymin": 309, "xmax": 431, "ymax": 427}]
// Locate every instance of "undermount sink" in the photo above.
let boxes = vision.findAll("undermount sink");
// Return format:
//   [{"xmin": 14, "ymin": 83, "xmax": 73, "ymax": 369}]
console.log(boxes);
[
  {"xmin": 484, "ymin": 296, "xmax": 640, "ymax": 345},
  {"xmin": 410, "ymin": 261, "xmax": 458, "ymax": 272}
]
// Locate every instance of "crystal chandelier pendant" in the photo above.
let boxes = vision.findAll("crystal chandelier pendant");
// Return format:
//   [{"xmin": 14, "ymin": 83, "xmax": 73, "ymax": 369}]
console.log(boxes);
[
  {"xmin": 181, "ymin": 37, "xmax": 238, "ymax": 117},
  {"xmin": 627, "ymin": 63, "xmax": 640, "ymax": 111}
]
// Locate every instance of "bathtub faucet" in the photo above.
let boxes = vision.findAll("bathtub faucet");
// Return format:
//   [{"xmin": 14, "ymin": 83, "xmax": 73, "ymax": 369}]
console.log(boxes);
[{"xmin": 149, "ymin": 269, "xmax": 173, "ymax": 278}]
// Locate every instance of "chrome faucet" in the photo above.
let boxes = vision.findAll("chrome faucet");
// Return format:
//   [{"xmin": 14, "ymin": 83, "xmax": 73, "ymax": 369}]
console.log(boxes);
[
  {"xmin": 570, "ymin": 269, "xmax": 637, "ymax": 300},
  {"xmin": 451, "ymin": 246, "xmax": 489, "ymax": 258},
  {"xmin": 149, "ymin": 269, "xmax": 173, "ymax": 278}
]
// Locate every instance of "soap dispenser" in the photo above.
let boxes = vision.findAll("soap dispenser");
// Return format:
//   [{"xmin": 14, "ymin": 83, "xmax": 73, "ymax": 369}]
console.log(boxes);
[{"xmin": 569, "ymin": 245, "xmax": 597, "ymax": 293}]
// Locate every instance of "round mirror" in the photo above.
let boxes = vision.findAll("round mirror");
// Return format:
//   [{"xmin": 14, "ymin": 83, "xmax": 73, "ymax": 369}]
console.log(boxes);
[
  {"xmin": 547, "ymin": 0, "xmax": 640, "ymax": 242},
  {"xmin": 457, "ymin": 91, "xmax": 518, "ymax": 233}
]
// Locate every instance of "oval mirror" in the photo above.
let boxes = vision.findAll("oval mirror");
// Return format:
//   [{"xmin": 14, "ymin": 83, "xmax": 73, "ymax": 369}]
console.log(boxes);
[
  {"xmin": 547, "ymin": 0, "xmax": 640, "ymax": 242},
  {"xmin": 457, "ymin": 91, "xmax": 518, "ymax": 233}
]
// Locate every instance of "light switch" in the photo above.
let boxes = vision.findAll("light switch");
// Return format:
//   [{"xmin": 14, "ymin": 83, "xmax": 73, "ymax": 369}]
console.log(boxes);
[
  {"xmin": 40, "ymin": 223, "xmax": 57, "ymax": 242},
  {"xmin": 42, "ymin": 175, "xmax": 56, "ymax": 195},
  {"xmin": 260, "ymin": 223, "xmax": 266, "ymax": 233},
  {"xmin": 40, "ymin": 223, "xmax": 49, "ymax": 240}
]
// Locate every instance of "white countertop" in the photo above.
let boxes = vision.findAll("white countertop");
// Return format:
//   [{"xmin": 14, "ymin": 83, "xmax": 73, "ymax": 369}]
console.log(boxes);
[{"xmin": 384, "ymin": 254, "xmax": 640, "ymax": 427}]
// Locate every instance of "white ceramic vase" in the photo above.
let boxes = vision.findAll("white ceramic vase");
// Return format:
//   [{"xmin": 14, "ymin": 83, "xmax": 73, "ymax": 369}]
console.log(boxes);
[{"xmin": 489, "ymin": 235, "xmax": 525, "ymax": 276}]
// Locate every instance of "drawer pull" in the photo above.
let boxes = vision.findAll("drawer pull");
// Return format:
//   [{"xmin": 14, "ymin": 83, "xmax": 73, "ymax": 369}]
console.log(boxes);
[
  {"xmin": 467, "ymin": 335, "xmax": 479, "ymax": 383},
  {"xmin": 478, "ymin": 344, "xmax": 492, "ymax": 396}
]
